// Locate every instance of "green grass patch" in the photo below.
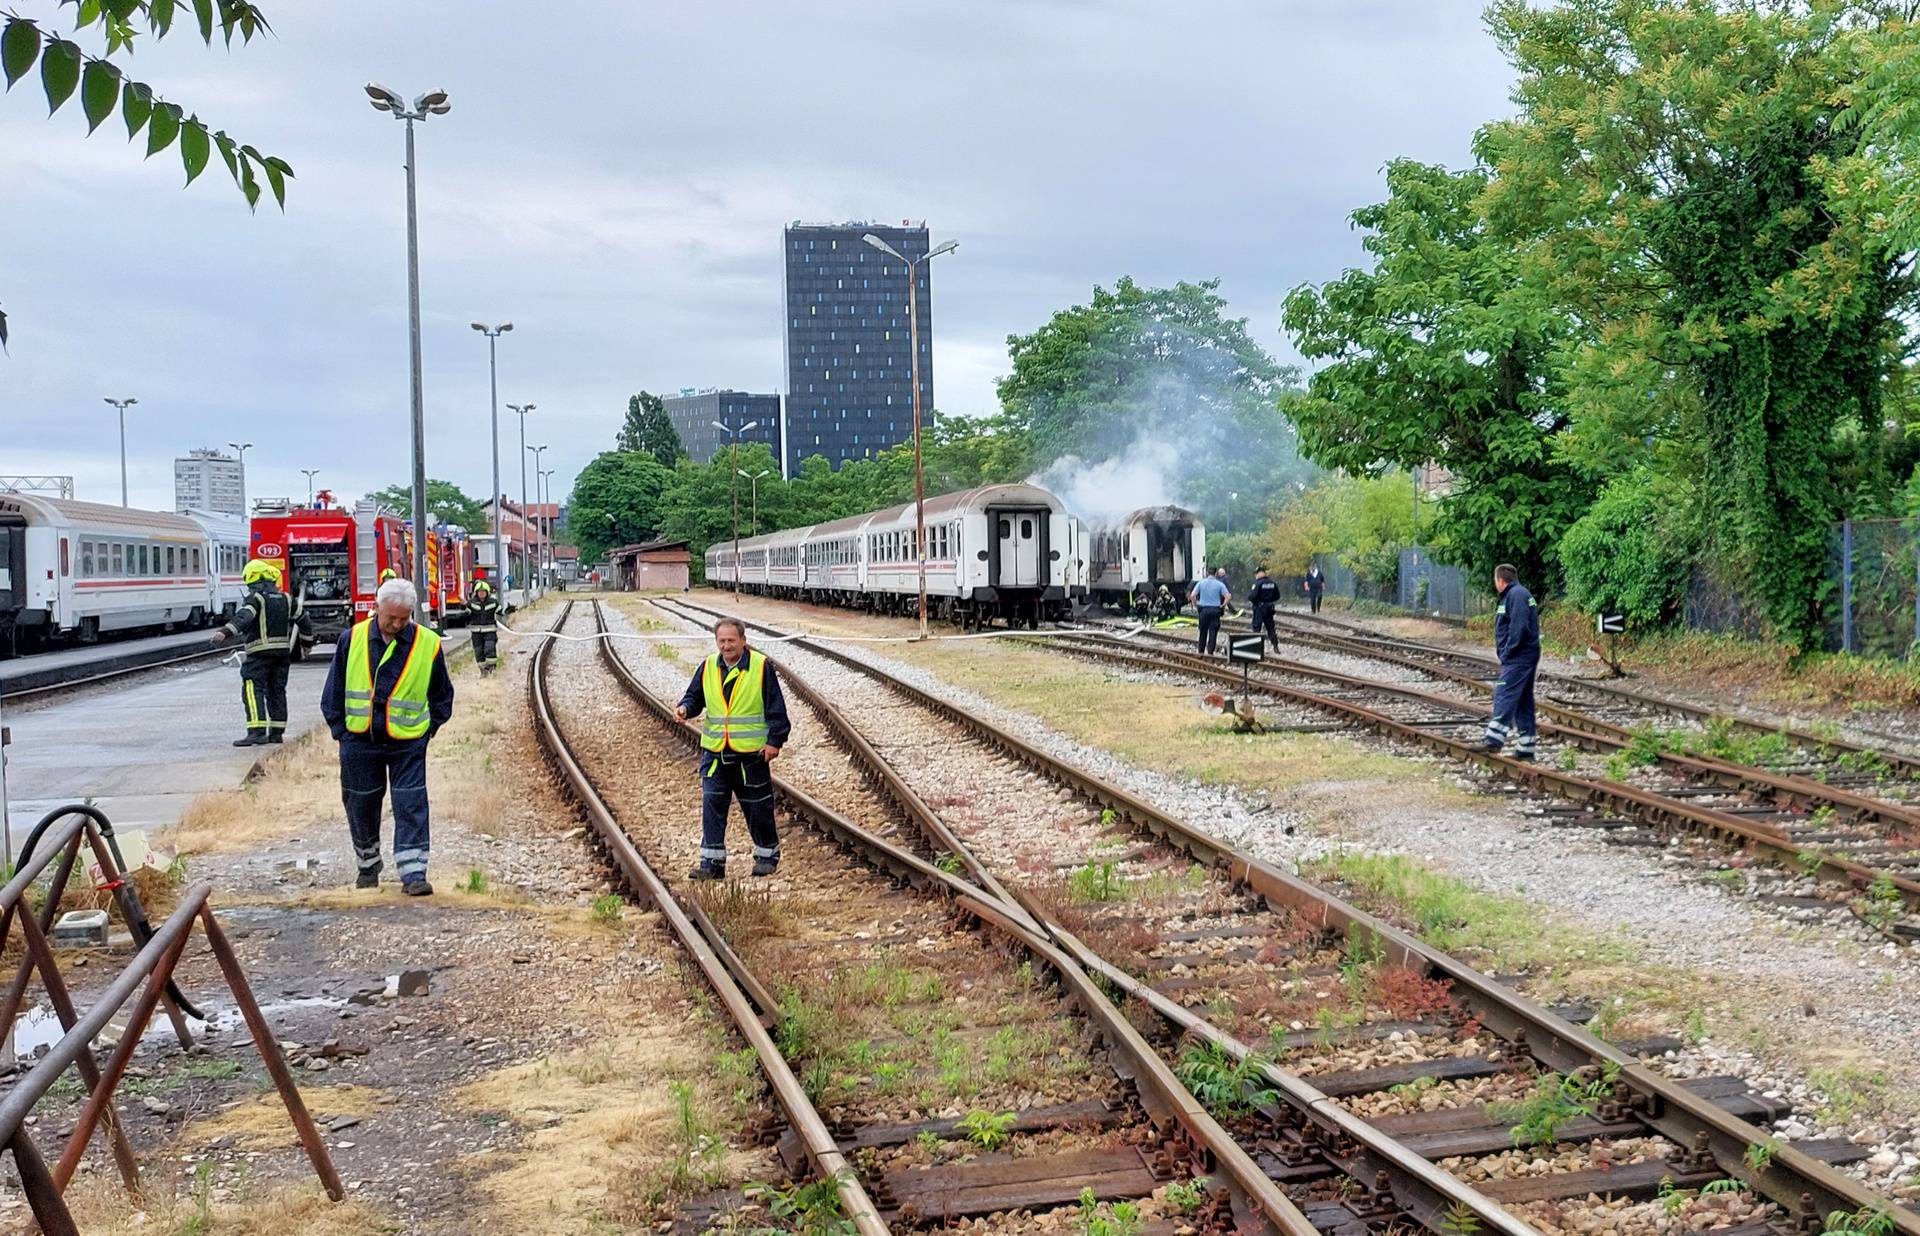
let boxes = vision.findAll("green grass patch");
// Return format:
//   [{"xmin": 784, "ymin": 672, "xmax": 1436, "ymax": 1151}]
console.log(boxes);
[{"xmin": 1302, "ymin": 850, "xmax": 1632, "ymax": 970}]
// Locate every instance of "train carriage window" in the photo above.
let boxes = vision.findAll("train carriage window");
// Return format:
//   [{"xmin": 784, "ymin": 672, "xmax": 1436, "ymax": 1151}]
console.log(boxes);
[
  {"xmin": 999, "ymin": 518, "xmax": 1011, "ymax": 538},
  {"xmin": 1021, "ymin": 518, "xmax": 1033, "ymax": 539},
  {"xmin": 166, "ymin": 546, "xmax": 176, "ymax": 574},
  {"xmin": 111, "ymin": 543, "xmax": 123, "ymax": 574},
  {"xmin": 59, "ymin": 537, "xmax": 69, "ymax": 577},
  {"xmin": 80, "ymin": 541, "xmax": 94, "ymax": 577}
]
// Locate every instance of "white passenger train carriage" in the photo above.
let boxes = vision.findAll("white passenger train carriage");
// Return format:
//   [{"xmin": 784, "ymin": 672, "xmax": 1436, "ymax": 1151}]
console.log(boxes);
[
  {"xmin": 1085, "ymin": 505, "xmax": 1207, "ymax": 606},
  {"xmin": 0, "ymin": 494, "xmax": 245, "ymax": 652},
  {"xmin": 705, "ymin": 483, "xmax": 1080, "ymax": 627}
]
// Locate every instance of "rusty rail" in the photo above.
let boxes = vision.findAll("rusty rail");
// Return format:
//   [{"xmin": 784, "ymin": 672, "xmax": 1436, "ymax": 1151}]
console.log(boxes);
[
  {"xmin": 587, "ymin": 600, "xmax": 1314, "ymax": 1234},
  {"xmin": 0, "ymin": 807, "xmax": 340, "ymax": 1232},
  {"xmin": 1064, "ymin": 631, "xmax": 1920, "ymax": 912},
  {"xmin": 666, "ymin": 596, "xmax": 1920, "ymax": 1236},
  {"xmin": 650, "ymin": 597, "xmax": 1535, "ymax": 1236},
  {"xmin": 528, "ymin": 602, "xmax": 889, "ymax": 1236}
]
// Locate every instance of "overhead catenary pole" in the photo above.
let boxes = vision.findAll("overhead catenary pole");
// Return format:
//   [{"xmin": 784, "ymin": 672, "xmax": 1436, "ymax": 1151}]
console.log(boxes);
[
  {"xmin": 540, "ymin": 468, "xmax": 556, "ymax": 581},
  {"xmin": 471, "ymin": 322, "xmax": 513, "ymax": 587},
  {"xmin": 738, "ymin": 468, "xmax": 770, "ymax": 536},
  {"xmin": 102, "ymin": 398, "xmax": 137, "ymax": 507},
  {"xmin": 862, "ymin": 232, "xmax": 956, "ymax": 638},
  {"xmin": 526, "ymin": 443, "xmax": 549, "ymax": 589}
]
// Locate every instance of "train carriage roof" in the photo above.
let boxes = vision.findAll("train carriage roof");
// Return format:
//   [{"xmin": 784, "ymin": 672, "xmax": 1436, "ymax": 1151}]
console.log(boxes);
[
  {"xmin": 1085, "ymin": 504, "xmax": 1203, "ymax": 532},
  {"xmin": 0, "ymin": 493, "xmax": 207, "ymax": 537},
  {"xmin": 806, "ymin": 483, "xmax": 1065, "ymax": 539}
]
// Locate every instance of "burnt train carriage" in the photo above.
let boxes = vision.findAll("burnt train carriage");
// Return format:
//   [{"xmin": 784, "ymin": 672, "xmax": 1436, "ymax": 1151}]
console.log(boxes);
[
  {"xmin": 1084, "ymin": 505, "xmax": 1207, "ymax": 607},
  {"xmin": 706, "ymin": 484, "xmax": 1081, "ymax": 628}
]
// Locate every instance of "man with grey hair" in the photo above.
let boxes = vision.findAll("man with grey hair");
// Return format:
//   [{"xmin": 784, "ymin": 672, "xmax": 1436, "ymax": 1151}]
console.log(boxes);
[{"xmin": 320, "ymin": 578, "xmax": 455, "ymax": 895}]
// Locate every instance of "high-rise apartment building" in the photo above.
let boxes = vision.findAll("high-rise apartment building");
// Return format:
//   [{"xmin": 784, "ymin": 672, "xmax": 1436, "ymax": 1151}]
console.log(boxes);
[
  {"xmin": 173, "ymin": 448, "xmax": 245, "ymax": 515},
  {"xmin": 782, "ymin": 220, "xmax": 933, "ymax": 476},
  {"xmin": 661, "ymin": 390, "xmax": 783, "ymax": 465}
]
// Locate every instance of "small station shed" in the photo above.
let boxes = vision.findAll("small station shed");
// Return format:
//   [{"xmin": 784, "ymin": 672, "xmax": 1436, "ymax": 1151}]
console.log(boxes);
[{"xmin": 607, "ymin": 539, "xmax": 691, "ymax": 591}]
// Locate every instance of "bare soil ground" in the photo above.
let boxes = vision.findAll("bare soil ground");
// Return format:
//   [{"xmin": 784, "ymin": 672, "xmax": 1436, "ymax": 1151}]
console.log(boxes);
[{"xmin": 0, "ymin": 603, "xmax": 775, "ymax": 1235}]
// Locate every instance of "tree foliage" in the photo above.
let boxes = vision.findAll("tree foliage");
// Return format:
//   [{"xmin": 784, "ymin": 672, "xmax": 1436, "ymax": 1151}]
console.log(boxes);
[
  {"xmin": 1281, "ymin": 159, "xmax": 1589, "ymax": 591},
  {"xmin": 2, "ymin": 0, "xmax": 291, "ymax": 350},
  {"xmin": 1262, "ymin": 472, "xmax": 1418, "ymax": 591},
  {"xmin": 1558, "ymin": 468, "xmax": 1699, "ymax": 628},
  {"xmin": 614, "ymin": 391, "xmax": 685, "ymax": 468},
  {"xmin": 1478, "ymin": 0, "xmax": 1914, "ymax": 646},
  {"xmin": 998, "ymin": 277, "xmax": 1315, "ymax": 525},
  {"xmin": 568, "ymin": 450, "xmax": 676, "ymax": 563},
  {"xmin": 369, "ymin": 479, "xmax": 486, "ymax": 534}
]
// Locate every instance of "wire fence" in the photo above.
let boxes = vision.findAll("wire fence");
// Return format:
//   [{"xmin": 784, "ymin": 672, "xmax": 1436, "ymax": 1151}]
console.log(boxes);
[
  {"xmin": 1273, "ymin": 549, "xmax": 1491, "ymax": 620},
  {"xmin": 1827, "ymin": 517, "xmax": 1919, "ymax": 660}
]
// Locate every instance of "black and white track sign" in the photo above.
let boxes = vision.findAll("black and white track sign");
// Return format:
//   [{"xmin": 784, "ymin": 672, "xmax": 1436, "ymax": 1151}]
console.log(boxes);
[
  {"xmin": 1597, "ymin": 614, "xmax": 1626, "ymax": 634},
  {"xmin": 1228, "ymin": 634, "xmax": 1265, "ymax": 663}
]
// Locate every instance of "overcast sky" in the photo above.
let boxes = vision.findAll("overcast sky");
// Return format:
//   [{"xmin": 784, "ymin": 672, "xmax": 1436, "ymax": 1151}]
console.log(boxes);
[{"xmin": 0, "ymin": 1, "xmax": 1515, "ymax": 513}]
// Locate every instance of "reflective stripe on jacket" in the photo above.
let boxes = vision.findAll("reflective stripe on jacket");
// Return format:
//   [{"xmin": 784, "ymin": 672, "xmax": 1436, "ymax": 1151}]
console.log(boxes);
[
  {"xmin": 344, "ymin": 619, "xmax": 443, "ymax": 739},
  {"xmin": 700, "ymin": 650, "xmax": 767, "ymax": 752},
  {"xmin": 241, "ymin": 589, "xmax": 299, "ymax": 655}
]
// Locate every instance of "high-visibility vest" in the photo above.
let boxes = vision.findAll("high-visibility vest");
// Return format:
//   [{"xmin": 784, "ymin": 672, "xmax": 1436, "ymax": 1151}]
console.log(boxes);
[
  {"xmin": 344, "ymin": 619, "xmax": 441, "ymax": 739},
  {"xmin": 699, "ymin": 650, "xmax": 767, "ymax": 752}
]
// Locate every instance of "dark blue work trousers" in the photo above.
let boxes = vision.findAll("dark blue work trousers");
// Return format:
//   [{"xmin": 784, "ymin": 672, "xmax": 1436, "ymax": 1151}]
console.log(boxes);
[
  {"xmin": 1485, "ymin": 654, "xmax": 1539, "ymax": 754},
  {"xmin": 340, "ymin": 736, "xmax": 431, "ymax": 881},
  {"xmin": 698, "ymin": 750, "xmax": 780, "ymax": 871},
  {"xmin": 1196, "ymin": 606, "xmax": 1224, "ymax": 655}
]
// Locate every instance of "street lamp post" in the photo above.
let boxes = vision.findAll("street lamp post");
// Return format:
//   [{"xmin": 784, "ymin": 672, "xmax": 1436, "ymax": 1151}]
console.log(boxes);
[
  {"xmin": 300, "ymin": 469, "xmax": 320, "ymax": 505},
  {"xmin": 507, "ymin": 403, "xmax": 535, "ymax": 593},
  {"xmin": 710, "ymin": 418, "xmax": 760, "ymax": 596},
  {"xmin": 227, "ymin": 441, "xmax": 253, "ymax": 517},
  {"xmin": 526, "ymin": 444, "xmax": 548, "ymax": 588},
  {"xmin": 1227, "ymin": 490, "xmax": 1238, "ymax": 537},
  {"xmin": 366, "ymin": 82, "xmax": 451, "ymax": 622},
  {"xmin": 470, "ymin": 321, "xmax": 513, "ymax": 587},
  {"xmin": 102, "ymin": 397, "xmax": 137, "ymax": 506},
  {"xmin": 737, "ymin": 468, "xmax": 771, "ymax": 536},
  {"xmin": 861, "ymin": 232, "xmax": 957, "ymax": 637}
]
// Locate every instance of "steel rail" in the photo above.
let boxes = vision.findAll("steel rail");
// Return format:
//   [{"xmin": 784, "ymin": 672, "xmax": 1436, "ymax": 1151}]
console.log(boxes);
[
  {"xmin": 0, "ymin": 644, "xmax": 228, "ymax": 702},
  {"xmin": 592, "ymin": 600, "xmax": 1311, "ymax": 1235},
  {"xmin": 649, "ymin": 597, "xmax": 1535, "ymax": 1236},
  {"xmin": 668, "ymin": 595, "xmax": 1920, "ymax": 1236},
  {"xmin": 1106, "ymin": 627, "xmax": 1920, "ymax": 836},
  {"xmin": 1058, "ymin": 632, "xmax": 1920, "ymax": 911},
  {"xmin": 527, "ymin": 602, "xmax": 889, "ymax": 1236},
  {"xmin": 1270, "ymin": 613, "xmax": 1920, "ymax": 779}
]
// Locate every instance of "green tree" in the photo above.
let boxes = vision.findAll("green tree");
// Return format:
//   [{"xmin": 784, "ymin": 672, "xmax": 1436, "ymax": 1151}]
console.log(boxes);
[
  {"xmin": 1, "ymin": 0, "xmax": 291, "ymax": 348},
  {"xmin": 1478, "ymin": 0, "xmax": 1913, "ymax": 646},
  {"xmin": 998, "ymin": 277, "xmax": 1313, "ymax": 524},
  {"xmin": 1559, "ymin": 467, "xmax": 1700, "ymax": 629},
  {"xmin": 1261, "ymin": 473, "xmax": 1419, "ymax": 592},
  {"xmin": 369, "ymin": 479, "xmax": 486, "ymax": 534},
  {"xmin": 657, "ymin": 443, "xmax": 784, "ymax": 578},
  {"xmin": 567, "ymin": 451, "xmax": 675, "ymax": 563},
  {"xmin": 1282, "ymin": 160, "xmax": 1588, "ymax": 591},
  {"xmin": 615, "ymin": 391, "xmax": 685, "ymax": 467}
]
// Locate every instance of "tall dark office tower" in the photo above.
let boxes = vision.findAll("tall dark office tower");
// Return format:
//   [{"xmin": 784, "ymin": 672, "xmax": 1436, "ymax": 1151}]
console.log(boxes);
[{"xmin": 782, "ymin": 220, "xmax": 933, "ymax": 476}]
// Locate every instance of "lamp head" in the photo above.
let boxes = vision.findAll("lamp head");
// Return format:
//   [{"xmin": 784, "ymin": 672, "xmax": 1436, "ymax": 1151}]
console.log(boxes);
[
  {"xmin": 415, "ymin": 89, "xmax": 450, "ymax": 113},
  {"xmin": 498, "ymin": 322, "xmax": 512, "ymax": 333},
  {"xmin": 740, "ymin": 420, "xmax": 759, "ymax": 434},
  {"xmin": 710, "ymin": 420, "xmax": 728, "ymax": 433},
  {"xmin": 862, "ymin": 233, "xmax": 905, "ymax": 262},
  {"xmin": 928, "ymin": 240, "xmax": 958, "ymax": 259},
  {"xmin": 365, "ymin": 82, "xmax": 402, "ymax": 111}
]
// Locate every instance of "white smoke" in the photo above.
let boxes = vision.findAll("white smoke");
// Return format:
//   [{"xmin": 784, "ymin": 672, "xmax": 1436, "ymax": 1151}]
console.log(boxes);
[{"xmin": 1034, "ymin": 439, "xmax": 1186, "ymax": 526}]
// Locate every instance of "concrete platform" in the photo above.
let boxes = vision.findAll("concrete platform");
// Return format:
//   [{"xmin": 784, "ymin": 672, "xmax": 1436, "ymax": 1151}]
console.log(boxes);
[{"xmin": 1, "ymin": 656, "xmax": 331, "ymax": 845}]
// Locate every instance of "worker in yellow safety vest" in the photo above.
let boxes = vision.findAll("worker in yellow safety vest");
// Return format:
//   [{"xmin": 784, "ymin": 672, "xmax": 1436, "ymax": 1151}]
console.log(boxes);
[
  {"xmin": 673, "ymin": 616, "xmax": 791, "ymax": 879},
  {"xmin": 319, "ymin": 577, "xmax": 454, "ymax": 895}
]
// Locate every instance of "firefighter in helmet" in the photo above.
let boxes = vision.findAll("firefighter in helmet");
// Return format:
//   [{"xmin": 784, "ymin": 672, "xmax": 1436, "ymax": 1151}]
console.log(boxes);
[
  {"xmin": 210, "ymin": 558, "xmax": 312, "ymax": 746},
  {"xmin": 380, "ymin": 568, "xmax": 399, "ymax": 584},
  {"xmin": 468, "ymin": 571, "xmax": 500, "ymax": 675}
]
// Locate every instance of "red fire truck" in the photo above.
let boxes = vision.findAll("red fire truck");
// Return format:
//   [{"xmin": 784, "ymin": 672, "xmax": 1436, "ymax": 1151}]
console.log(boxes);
[
  {"xmin": 440, "ymin": 526, "xmax": 475, "ymax": 621},
  {"xmin": 249, "ymin": 495, "xmax": 411, "ymax": 642}
]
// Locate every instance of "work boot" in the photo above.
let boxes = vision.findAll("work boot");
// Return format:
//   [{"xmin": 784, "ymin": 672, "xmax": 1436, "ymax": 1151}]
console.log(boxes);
[
  {"xmin": 751, "ymin": 856, "xmax": 779, "ymax": 878},
  {"xmin": 355, "ymin": 866, "xmax": 381, "ymax": 889},
  {"xmin": 402, "ymin": 877, "xmax": 434, "ymax": 897},
  {"xmin": 688, "ymin": 862, "xmax": 726, "ymax": 882},
  {"xmin": 232, "ymin": 733, "xmax": 269, "ymax": 747},
  {"xmin": 1513, "ymin": 750, "xmax": 1536, "ymax": 762},
  {"xmin": 1477, "ymin": 738, "xmax": 1503, "ymax": 754},
  {"xmin": 268, "ymin": 732, "xmax": 285, "ymax": 744}
]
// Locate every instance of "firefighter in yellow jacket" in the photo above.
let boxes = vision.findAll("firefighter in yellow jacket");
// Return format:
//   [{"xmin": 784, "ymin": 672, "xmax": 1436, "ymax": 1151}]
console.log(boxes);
[{"xmin": 209, "ymin": 558, "xmax": 311, "ymax": 747}]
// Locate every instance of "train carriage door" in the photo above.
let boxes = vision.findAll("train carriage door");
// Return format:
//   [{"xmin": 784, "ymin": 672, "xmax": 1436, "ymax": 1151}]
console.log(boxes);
[
  {"xmin": 0, "ymin": 514, "xmax": 23, "ymax": 614},
  {"xmin": 994, "ymin": 509, "xmax": 1043, "ymax": 588}
]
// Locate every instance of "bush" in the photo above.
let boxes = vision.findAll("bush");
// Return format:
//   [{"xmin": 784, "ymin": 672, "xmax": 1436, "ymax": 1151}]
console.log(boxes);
[{"xmin": 1558, "ymin": 468, "xmax": 1696, "ymax": 630}]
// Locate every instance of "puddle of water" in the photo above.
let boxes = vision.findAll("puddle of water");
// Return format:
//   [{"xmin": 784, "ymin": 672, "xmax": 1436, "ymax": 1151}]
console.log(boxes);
[{"xmin": 8, "ymin": 991, "xmax": 347, "ymax": 1063}]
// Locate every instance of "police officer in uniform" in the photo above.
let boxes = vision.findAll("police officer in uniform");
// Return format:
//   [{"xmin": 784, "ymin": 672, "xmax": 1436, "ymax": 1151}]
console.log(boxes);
[
  {"xmin": 319, "ymin": 578, "xmax": 454, "ymax": 895},
  {"xmin": 1480, "ymin": 563, "xmax": 1540, "ymax": 761},
  {"xmin": 1248, "ymin": 566, "xmax": 1282, "ymax": 652},
  {"xmin": 468, "ymin": 574, "xmax": 500, "ymax": 675},
  {"xmin": 674, "ymin": 617, "xmax": 791, "ymax": 880},
  {"xmin": 209, "ymin": 558, "xmax": 310, "ymax": 746}
]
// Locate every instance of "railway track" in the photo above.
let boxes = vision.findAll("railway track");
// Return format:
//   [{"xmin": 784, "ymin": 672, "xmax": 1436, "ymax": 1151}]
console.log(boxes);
[
  {"xmin": 653, "ymin": 594, "xmax": 1917, "ymax": 1236},
  {"xmin": 531, "ymin": 600, "xmax": 1309, "ymax": 1233},
  {"xmin": 1070, "ymin": 621, "xmax": 1920, "ymax": 926},
  {"xmin": 0, "ymin": 639, "xmax": 227, "ymax": 703}
]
